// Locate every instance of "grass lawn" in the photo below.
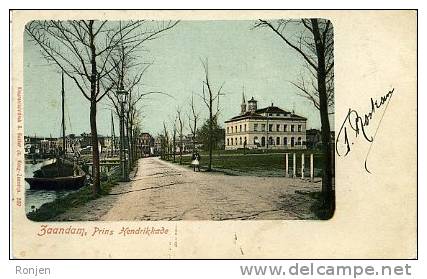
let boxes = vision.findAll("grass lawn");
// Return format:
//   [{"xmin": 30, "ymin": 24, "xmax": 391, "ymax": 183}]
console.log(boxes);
[
  {"xmin": 165, "ymin": 149, "xmax": 325, "ymax": 177},
  {"xmin": 26, "ymin": 179, "xmax": 118, "ymax": 222},
  {"xmin": 197, "ymin": 148, "xmax": 319, "ymax": 156}
]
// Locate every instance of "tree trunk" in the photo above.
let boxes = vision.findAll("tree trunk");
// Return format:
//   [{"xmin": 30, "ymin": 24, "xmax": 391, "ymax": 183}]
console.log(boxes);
[
  {"xmin": 129, "ymin": 126, "xmax": 133, "ymax": 164},
  {"xmin": 130, "ymin": 125, "xmax": 134, "ymax": 166},
  {"xmin": 88, "ymin": 21, "xmax": 101, "ymax": 196},
  {"xmin": 179, "ymin": 134, "xmax": 183, "ymax": 164},
  {"xmin": 130, "ymin": 127, "xmax": 134, "ymax": 165},
  {"xmin": 311, "ymin": 19, "xmax": 334, "ymax": 218},
  {"xmin": 90, "ymin": 100, "xmax": 101, "ymax": 195},
  {"xmin": 125, "ymin": 118, "xmax": 131, "ymax": 172},
  {"xmin": 127, "ymin": 121, "xmax": 132, "ymax": 166},
  {"xmin": 173, "ymin": 135, "xmax": 176, "ymax": 163},
  {"xmin": 208, "ymin": 100, "xmax": 213, "ymax": 171},
  {"xmin": 193, "ymin": 133, "xmax": 196, "ymax": 152},
  {"xmin": 168, "ymin": 142, "xmax": 171, "ymax": 160},
  {"xmin": 161, "ymin": 139, "xmax": 165, "ymax": 159},
  {"xmin": 125, "ymin": 115, "xmax": 132, "ymax": 168},
  {"xmin": 132, "ymin": 132, "xmax": 136, "ymax": 162}
]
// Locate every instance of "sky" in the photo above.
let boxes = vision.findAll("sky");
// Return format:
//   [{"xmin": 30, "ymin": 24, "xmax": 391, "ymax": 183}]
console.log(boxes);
[{"xmin": 24, "ymin": 20, "xmax": 334, "ymax": 138}]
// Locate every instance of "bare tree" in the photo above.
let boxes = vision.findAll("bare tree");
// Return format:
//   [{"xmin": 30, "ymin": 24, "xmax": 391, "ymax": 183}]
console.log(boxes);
[
  {"xmin": 128, "ymin": 107, "xmax": 143, "ymax": 162},
  {"xmin": 103, "ymin": 21, "xmax": 178, "ymax": 168},
  {"xmin": 26, "ymin": 20, "xmax": 179, "ymax": 196},
  {"xmin": 199, "ymin": 59, "xmax": 225, "ymax": 171},
  {"xmin": 187, "ymin": 93, "xmax": 200, "ymax": 152},
  {"xmin": 24, "ymin": 21, "xmax": 139, "ymax": 195},
  {"xmin": 171, "ymin": 116, "xmax": 177, "ymax": 163},
  {"xmin": 105, "ymin": 47, "xmax": 150, "ymax": 168},
  {"xmin": 254, "ymin": 19, "xmax": 334, "ymax": 218},
  {"xmin": 162, "ymin": 121, "xmax": 170, "ymax": 160},
  {"xmin": 291, "ymin": 66, "xmax": 334, "ymax": 113},
  {"xmin": 176, "ymin": 107, "xmax": 185, "ymax": 164}
]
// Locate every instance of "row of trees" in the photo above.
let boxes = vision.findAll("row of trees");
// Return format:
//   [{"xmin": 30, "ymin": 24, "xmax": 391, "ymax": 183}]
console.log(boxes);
[
  {"xmin": 159, "ymin": 115, "xmax": 225, "ymax": 161},
  {"xmin": 27, "ymin": 19, "xmax": 334, "ymax": 218},
  {"xmin": 26, "ymin": 20, "xmax": 179, "ymax": 196},
  {"xmin": 159, "ymin": 59, "xmax": 225, "ymax": 172}
]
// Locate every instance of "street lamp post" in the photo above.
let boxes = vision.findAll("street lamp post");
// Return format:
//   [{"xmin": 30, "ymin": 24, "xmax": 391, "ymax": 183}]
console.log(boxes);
[{"xmin": 117, "ymin": 85, "xmax": 130, "ymax": 182}]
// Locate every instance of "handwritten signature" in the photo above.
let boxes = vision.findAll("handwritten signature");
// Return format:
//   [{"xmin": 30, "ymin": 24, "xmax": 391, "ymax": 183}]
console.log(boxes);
[{"xmin": 336, "ymin": 88, "xmax": 395, "ymax": 173}]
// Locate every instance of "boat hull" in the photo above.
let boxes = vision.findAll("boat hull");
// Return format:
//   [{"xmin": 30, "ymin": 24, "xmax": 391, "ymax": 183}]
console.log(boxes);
[{"xmin": 25, "ymin": 175, "xmax": 86, "ymax": 190}]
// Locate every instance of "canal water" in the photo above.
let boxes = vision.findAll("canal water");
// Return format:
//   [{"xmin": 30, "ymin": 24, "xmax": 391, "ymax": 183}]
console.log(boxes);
[{"xmin": 25, "ymin": 162, "xmax": 76, "ymax": 214}]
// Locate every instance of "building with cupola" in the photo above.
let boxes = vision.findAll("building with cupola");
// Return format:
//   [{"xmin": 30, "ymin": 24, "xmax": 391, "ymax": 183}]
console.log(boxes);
[{"xmin": 224, "ymin": 94, "xmax": 307, "ymax": 150}]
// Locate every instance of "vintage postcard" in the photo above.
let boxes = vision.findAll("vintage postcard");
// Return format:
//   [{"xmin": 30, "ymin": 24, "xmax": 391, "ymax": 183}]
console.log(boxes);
[{"xmin": 10, "ymin": 10, "xmax": 417, "ymax": 258}]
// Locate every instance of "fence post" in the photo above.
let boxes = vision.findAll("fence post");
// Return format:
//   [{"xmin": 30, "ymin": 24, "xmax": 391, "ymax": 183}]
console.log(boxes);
[
  {"xmin": 293, "ymin": 153, "xmax": 296, "ymax": 178},
  {"xmin": 310, "ymin": 153, "xmax": 314, "ymax": 181},
  {"xmin": 285, "ymin": 153, "xmax": 289, "ymax": 177},
  {"xmin": 301, "ymin": 153, "xmax": 305, "ymax": 179}
]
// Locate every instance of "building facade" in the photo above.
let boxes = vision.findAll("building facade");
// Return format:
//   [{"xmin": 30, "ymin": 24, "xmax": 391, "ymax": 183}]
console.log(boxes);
[
  {"xmin": 224, "ymin": 95, "xmax": 307, "ymax": 150},
  {"xmin": 136, "ymin": 132, "xmax": 155, "ymax": 156}
]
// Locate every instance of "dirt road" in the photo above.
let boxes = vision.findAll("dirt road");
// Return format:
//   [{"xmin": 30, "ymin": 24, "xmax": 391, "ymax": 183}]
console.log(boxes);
[{"xmin": 54, "ymin": 157, "xmax": 321, "ymax": 221}]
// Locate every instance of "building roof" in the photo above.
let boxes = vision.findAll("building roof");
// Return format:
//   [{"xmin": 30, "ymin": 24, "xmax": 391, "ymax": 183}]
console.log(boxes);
[
  {"xmin": 225, "ymin": 105, "xmax": 307, "ymax": 123},
  {"xmin": 141, "ymin": 132, "xmax": 153, "ymax": 138},
  {"xmin": 255, "ymin": 105, "xmax": 288, "ymax": 114},
  {"xmin": 225, "ymin": 111, "xmax": 266, "ymax": 123}
]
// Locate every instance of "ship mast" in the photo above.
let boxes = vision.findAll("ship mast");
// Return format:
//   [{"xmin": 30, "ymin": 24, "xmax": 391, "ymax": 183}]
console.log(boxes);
[
  {"xmin": 111, "ymin": 110, "xmax": 116, "ymax": 156},
  {"xmin": 61, "ymin": 71, "xmax": 66, "ymax": 159}
]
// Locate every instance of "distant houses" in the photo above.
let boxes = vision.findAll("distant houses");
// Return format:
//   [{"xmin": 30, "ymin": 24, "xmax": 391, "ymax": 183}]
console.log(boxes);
[
  {"xmin": 24, "ymin": 132, "xmax": 158, "ymax": 158},
  {"xmin": 152, "ymin": 133, "xmax": 203, "ymax": 156},
  {"xmin": 24, "ymin": 136, "xmax": 58, "ymax": 156},
  {"xmin": 24, "ymin": 95, "xmax": 332, "ymax": 159},
  {"xmin": 136, "ymin": 132, "xmax": 155, "ymax": 156},
  {"xmin": 176, "ymin": 134, "xmax": 203, "ymax": 153}
]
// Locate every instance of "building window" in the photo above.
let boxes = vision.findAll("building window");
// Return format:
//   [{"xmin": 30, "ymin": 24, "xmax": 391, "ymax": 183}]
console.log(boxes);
[
  {"xmin": 269, "ymin": 124, "xmax": 273, "ymax": 132},
  {"xmin": 297, "ymin": 137, "xmax": 302, "ymax": 145},
  {"xmin": 240, "ymin": 125, "xmax": 242, "ymax": 132},
  {"xmin": 254, "ymin": 123, "xmax": 258, "ymax": 131},
  {"xmin": 291, "ymin": 137, "xmax": 295, "ymax": 147},
  {"xmin": 298, "ymin": 125, "xmax": 301, "ymax": 132},
  {"xmin": 235, "ymin": 138, "xmax": 238, "ymax": 145},
  {"xmin": 269, "ymin": 137, "xmax": 274, "ymax": 145},
  {"xmin": 284, "ymin": 124, "xmax": 288, "ymax": 132},
  {"xmin": 231, "ymin": 138, "xmax": 233, "ymax": 145},
  {"xmin": 284, "ymin": 137, "xmax": 288, "ymax": 146},
  {"xmin": 235, "ymin": 126, "xmax": 237, "ymax": 133},
  {"xmin": 276, "ymin": 137, "xmax": 280, "ymax": 145},
  {"xmin": 261, "ymin": 124, "xmax": 266, "ymax": 131},
  {"xmin": 276, "ymin": 124, "xmax": 280, "ymax": 131},
  {"xmin": 227, "ymin": 127, "xmax": 229, "ymax": 134},
  {"xmin": 261, "ymin": 136, "xmax": 266, "ymax": 147},
  {"xmin": 254, "ymin": 136, "xmax": 259, "ymax": 145},
  {"xmin": 244, "ymin": 124, "xmax": 247, "ymax": 132},
  {"xmin": 276, "ymin": 113, "xmax": 280, "ymax": 116},
  {"xmin": 227, "ymin": 138, "xmax": 229, "ymax": 146},
  {"xmin": 231, "ymin": 126, "xmax": 233, "ymax": 133},
  {"xmin": 239, "ymin": 137, "xmax": 242, "ymax": 145},
  {"xmin": 291, "ymin": 125, "xmax": 295, "ymax": 132},
  {"xmin": 244, "ymin": 137, "xmax": 247, "ymax": 146},
  {"xmin": 269, "ymin": 113, "xmax": 272, "ymax": 116}
]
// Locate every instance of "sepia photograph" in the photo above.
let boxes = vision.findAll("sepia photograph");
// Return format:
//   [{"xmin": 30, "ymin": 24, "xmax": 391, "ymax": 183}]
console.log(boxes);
[{"xmin": 23, "ymin": 18, "xmax": 335, "ymax": 222}]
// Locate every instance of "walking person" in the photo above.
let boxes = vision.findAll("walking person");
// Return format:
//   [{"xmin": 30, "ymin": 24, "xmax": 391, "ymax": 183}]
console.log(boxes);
[{"xmin": 191, "ymin": 150, "xmax": 201, "ymax": 172}]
